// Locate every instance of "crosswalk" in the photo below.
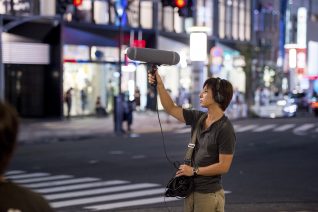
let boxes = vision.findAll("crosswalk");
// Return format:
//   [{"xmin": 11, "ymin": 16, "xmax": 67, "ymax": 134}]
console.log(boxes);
[
  {"xmin": 175, "ymin": 123, "xmax": 318, "ymax": 135},
  {"xmin": 5, "ymin": 170, "xmax": 180, "ymax": 211}
]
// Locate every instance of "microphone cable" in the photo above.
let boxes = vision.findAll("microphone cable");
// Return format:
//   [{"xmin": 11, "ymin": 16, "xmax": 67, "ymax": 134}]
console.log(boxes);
[
  {"xmin": 154, "ymin": 88, "xmax": 180, "ymax": 170},
  {"xmin": 153, "ymin": 87, "xmax": 180, "ymax": 212}
]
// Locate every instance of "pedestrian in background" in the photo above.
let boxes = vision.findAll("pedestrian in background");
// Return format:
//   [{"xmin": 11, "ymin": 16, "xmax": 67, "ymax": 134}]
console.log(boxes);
[
  {"xmin": 80, "ymin": 89, "xmax": 88, "ymax": 114},
  {"xmin": 64, "ymin": 87, "xmax": 73, "ymax": 118},
  {"xmin": 134, "ymin": 87, "xmax": 141, "ymax": 111},
  {"xmin": 122, "ymin": 92, "xmax": 134, "ymax": 132},
  {"xmin": 95, "ymin": 96, "xmax": 107, "ymax": 117},
  {"xmin": 148, "ymin": 70, "xmax": 236, "ymax": 212},
  {"xmin": 0, "ymin": 101, "xmax": 53, "ymax": 211}
]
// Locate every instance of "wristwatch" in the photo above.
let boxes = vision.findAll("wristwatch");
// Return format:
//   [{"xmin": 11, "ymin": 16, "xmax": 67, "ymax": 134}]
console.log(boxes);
[{"xmin": 193, "ymin": 166, "xmax": 199, "ymax": 176}]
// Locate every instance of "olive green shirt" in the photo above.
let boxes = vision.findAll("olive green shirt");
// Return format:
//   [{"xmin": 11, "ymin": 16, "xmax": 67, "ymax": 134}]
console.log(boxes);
[{"xmin": 183, "ymin": 109, "xmax": 236, "ymax": 193}]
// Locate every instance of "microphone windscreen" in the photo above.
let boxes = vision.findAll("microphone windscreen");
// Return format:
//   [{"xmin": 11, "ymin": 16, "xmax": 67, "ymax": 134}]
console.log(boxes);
[{"xmin": 126, "ymin": 47, "xmax": 180, "ymax": 65}]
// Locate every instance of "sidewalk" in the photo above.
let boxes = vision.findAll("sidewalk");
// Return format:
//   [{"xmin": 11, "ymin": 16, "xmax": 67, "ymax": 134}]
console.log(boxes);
[{"xmin": 18, "ymin": 111, "xmax": 186, "ymax": 143}]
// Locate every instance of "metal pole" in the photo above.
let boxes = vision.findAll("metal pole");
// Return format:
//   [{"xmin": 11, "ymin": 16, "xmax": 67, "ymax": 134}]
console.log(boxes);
[
  {"xmin": 114, "ymin": 15, "xmax": 123, "ymax": 134},
  {"xmin": 118, "ymin": 16, "xmax": 122, "ymax": 95},
  {"xmin": 0, "ymin": 16, "xmax": 4, "ymax": 101}
]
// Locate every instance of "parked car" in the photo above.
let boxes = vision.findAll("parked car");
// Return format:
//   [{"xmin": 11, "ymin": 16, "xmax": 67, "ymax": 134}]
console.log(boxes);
[{"xmin": 251, "ymin": 98, "xmax": 297, "ymax": 118}]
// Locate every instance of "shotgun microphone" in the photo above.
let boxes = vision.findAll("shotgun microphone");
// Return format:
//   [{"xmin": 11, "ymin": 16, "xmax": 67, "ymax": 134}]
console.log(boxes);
[{"xmin": 126, "ymin": 47, "xmax": 180, "ymax": 65}]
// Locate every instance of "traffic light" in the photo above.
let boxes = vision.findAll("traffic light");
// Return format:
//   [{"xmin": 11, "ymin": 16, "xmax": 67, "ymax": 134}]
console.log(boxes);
[
  {"xmin": 177, "ymin": 0, "xmax": 193, "ymax": 17},
  {"xmin": 73, "ymin": 0, "xmax": 83, "ymax": 7},
  {"xmin": 161, "ymin": 0, "xmax": 193, "ymax": 17},
  {"xmin": 174, "ymin": 0, "xmax": 186, "ymax": 8}
]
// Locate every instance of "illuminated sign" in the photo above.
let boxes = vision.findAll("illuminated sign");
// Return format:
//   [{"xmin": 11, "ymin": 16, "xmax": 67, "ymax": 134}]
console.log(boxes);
[
  {"xmin": 285, "ymin": 44, "xmax": 307, "ymax": 75},
  {"xmin": 297, "ymin": 7, "xmax": 307, "ymax": 48}
]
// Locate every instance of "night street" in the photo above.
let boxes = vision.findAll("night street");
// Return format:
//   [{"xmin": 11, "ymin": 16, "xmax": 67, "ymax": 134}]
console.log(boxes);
[{"xmin": 6, "ymin": 116, "xmax": 318, "ymax": 212}]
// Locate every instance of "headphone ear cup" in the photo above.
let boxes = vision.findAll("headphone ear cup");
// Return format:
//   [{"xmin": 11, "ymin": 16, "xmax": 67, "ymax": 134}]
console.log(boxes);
[
  {"xmin": 217, "ymin": 93, "xmax": 224, "ymax": 103},
  {"xmin": 215, "ymin": 78, "xmax": 224, "ymax": 103}
]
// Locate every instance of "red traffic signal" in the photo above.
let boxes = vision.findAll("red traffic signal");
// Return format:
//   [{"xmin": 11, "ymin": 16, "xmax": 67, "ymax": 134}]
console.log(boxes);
[
  {"xmin": 174, "ymin": 0, "xmax": 186, "ymax": 8},
  {"xmin": 73, "ymin": 0, "xmax": 83, "ymax": 7}
]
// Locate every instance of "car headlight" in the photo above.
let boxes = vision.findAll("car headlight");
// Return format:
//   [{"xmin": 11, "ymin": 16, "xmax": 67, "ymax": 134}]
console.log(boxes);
[{"xmin": 283, "ymin": 104, "xmax": 297, "ymax": 113}]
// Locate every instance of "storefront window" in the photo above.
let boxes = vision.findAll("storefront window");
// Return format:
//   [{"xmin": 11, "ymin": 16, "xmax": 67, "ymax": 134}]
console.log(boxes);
[{"xmin": 63, "ymin": 63, "xmax": 117, "ymax": 117}]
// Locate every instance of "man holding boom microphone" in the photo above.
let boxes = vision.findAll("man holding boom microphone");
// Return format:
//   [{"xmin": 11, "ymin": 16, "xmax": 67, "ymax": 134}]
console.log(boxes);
[{"xmin": 148, "ymin": 69, "xmax": 236, "ymax": 212}]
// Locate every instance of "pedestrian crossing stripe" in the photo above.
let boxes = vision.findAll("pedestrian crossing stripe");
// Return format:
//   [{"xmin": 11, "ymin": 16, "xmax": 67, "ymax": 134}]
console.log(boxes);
[
  {"xmin": 14, "ymin": 175, "xmax": 73, "ymax": 184},
  {"xmin": 45, "ymin": 183, "xmax": 161, "ymax": 201},
  {"xmin": 5, "ymin": 170, "xmax": 25, "ymax": 175},
  {"xmin": 51, "ymin": 188, "xmax": 166, "ymax": 208},
  {"xmin": 235, "ymin": 124, "xmax": 258, "ymax": 132},
  {"xmin": 84, "ymin": 196, "xmax": 178, "ymax": 211},
  {"xmin": 293, "ymin": 123, "xmax": 316, "ymax": 136},
  {"xmin": 273, "ymin": 124, "xmax": 295, "ymax": 132},
  {"xmin": 6, "ymin": 170, "xmax": 232, "ymax": 210},
  {"xmin": 252, "ymin": 124, "xmax": 276, "ymax": 132},
  {"xmin": 34, "ymin": 180, "xmax": 129, "ymax": 194},
  {"xmin": 24, "ymin": 177, "xmax": 100, "ymax": 188},
  {"xmin": 5, "ymin": 170, "xmax": 181, "ymax": 210},
  {"xmin": 6, "ymin": 172, "xmax": 50, "ymax": 179},
  {"xmin": 175, "ymin": 123, "xmax": 318, "ymax": 134}
]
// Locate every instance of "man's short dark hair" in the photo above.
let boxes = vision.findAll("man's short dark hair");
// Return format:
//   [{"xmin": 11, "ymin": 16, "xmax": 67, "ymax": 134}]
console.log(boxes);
[
  {"xmin": 203, "ymin": 77, "xmax": 233, "ymax": 111},
  {"xmin": 0, "ymin": 101, "xmax": 19, "ymax": 175}
]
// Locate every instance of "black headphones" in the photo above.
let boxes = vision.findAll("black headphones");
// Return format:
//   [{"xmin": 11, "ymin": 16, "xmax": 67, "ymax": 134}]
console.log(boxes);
[{"xmin": 215, "ymin": 77, "xmax": 224, "ymax": 103}]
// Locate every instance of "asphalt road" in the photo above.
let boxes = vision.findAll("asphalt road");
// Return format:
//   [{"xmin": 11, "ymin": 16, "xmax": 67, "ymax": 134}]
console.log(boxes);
[{"xmin": 7, "ymin": 116, "xmax": 318, "ymax": 212}]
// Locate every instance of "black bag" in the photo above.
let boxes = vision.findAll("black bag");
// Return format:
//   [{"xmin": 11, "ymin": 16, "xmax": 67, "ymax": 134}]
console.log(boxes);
[
  {"xmin": 164, "ymin": 114, "xmax": 207, "ymax": 199},
  {"xmin": 165, "ymin": 175, "xmax": 194, "ymax": 198}
]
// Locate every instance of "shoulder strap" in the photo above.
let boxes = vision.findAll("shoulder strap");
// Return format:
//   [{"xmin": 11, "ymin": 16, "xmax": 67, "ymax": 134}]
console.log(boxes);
[{"xmin": 183, "ymin": 113, "xmax": 207, "ymax": 165}]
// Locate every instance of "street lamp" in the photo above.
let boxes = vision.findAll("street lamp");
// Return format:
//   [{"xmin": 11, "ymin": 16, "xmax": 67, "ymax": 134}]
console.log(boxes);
[{"xmin": 189, "ymin": 26, "xmax": 208, "ymax": 109}]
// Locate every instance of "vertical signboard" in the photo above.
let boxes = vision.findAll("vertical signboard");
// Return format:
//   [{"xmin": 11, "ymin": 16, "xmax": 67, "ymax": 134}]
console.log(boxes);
[{"xmin": 297, "ymin": 7, "xmax": 307, "ymax": 48}]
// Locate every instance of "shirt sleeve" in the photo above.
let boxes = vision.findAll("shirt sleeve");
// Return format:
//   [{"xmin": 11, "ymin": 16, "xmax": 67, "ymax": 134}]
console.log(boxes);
[
  {"xmin": 217, "ymin": 120, "xmax": 236, "ymax": 154},
  {"xmin": 183, "ymin": 109, "xmax": 204, "ymax": 127}
]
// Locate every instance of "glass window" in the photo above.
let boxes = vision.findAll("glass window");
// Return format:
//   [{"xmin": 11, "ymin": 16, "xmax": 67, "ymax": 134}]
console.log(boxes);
[
  {"xmin": 140, "ymin": 1, "xmax": 153, "ymax": 29},
  {"xmin": 206, "ymin": 0, "xmax": 214, "ymax": 35},
  {"xmin": 163, "ymin": 6, "xmax": 175, "ymax": 32},
  {"xmin": 232, "ymin": 0, "xmax": 238, "ymax": 39},
  {"xmin": 245, "ymin": 0, "xmax": 251, "ymax": 40},
  {"xmin": 225, "ymin": 0, "xmax": 232, "ymax": 38},
  {"xmin": 239, "ymin": 0, "xmax": 245, "ymax": 40},
  {"xmin": 94, "ymin": 0, "xmax": 108, "ymax": 24},
  {"xmin": 219, "ymin": 0, "xmax": 225, "ymax": 39}
]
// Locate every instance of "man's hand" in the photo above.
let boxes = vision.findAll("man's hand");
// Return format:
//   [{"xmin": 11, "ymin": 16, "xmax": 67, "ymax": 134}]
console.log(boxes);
[{"xmin": 176, "ymin": 164, "xmax": 193, "ymax": 177}]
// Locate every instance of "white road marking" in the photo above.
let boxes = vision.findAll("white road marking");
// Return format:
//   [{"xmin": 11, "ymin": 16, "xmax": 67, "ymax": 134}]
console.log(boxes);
[
  {"xmin": 14, "ymin": 175, "xmax": 73, "ymax": 184},
  {"xmin": 6, "ymin": 173, "xmax": 50, "ymax": 179},
  {"xmin": 50, "ymin": 188, "xmax": 165, "ymax": 208},
  {"xmin": 84, "ymin": 196, "xmax": 179, "ymax": 211},
  {"xmin": 5, "ymin": 170, "xmax": 25, "ymax": 176},
  {"xmin": 235, "ymin": 125, "xmax": 258, "ymax": 132},
  {"xmin": 8, "ymin": 170, "xmax": 234, "ymax": 211},
  {"xmin": 24, "ymin": 178, "xmax": 100, "ymax": 188},
  {"xmin": 34, "ymin": 180, "xmax": 129, "ymax": 194},
  {"xmin": 293, "ymin": 124, "xmax": 315, "ymax": 135},
  {"xmin": 253, "ymin": 124, "xmax": 276, "ymax": 132},
  {"xmin": 45, "ymin": 183, "xmax": 160, "ymax": 200},
  {"xmin": 273, "ymin": 124, "xmax": 296, "ymax": 132}
]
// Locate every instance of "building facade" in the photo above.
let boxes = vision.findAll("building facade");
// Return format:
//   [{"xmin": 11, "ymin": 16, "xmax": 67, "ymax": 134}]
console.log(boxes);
[{"xmin": 0, "ymin": 0, "xmax": 254, "ymax": 118}]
